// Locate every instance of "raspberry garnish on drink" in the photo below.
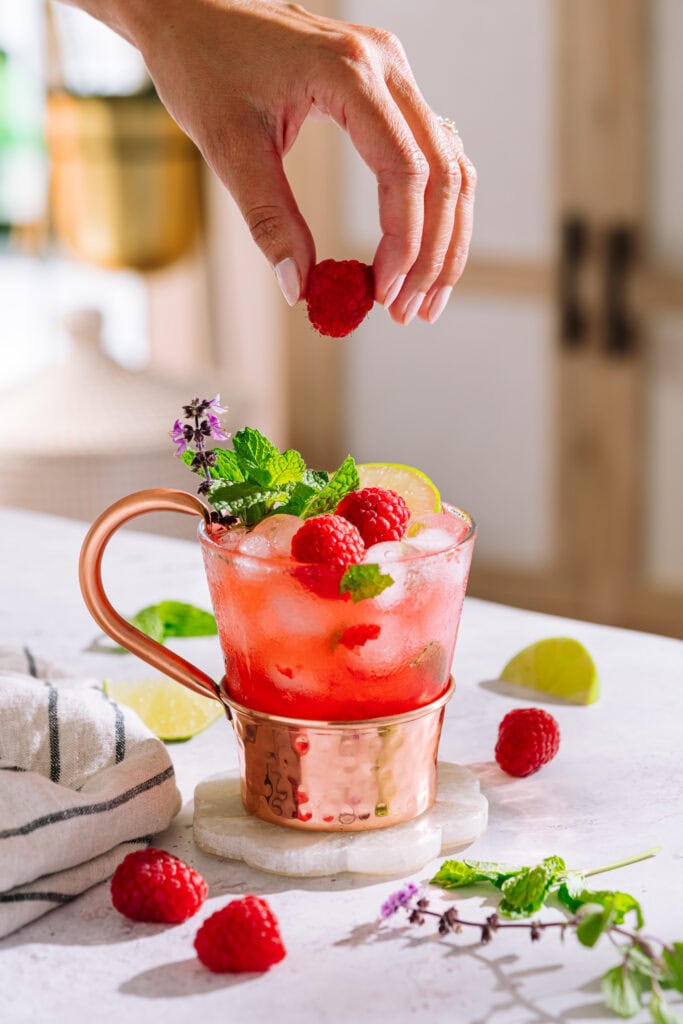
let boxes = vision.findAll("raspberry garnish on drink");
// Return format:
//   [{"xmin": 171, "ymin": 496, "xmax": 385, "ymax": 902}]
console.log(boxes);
[{"xmin": 169, "ymin": 412, "xmax": 476, "ymax": 721}]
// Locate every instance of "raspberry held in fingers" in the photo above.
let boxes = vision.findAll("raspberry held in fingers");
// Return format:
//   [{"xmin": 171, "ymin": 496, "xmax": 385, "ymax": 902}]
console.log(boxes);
[{"xmin": 306, "ymin": 259, "xmax": 374, "ymax": 337}]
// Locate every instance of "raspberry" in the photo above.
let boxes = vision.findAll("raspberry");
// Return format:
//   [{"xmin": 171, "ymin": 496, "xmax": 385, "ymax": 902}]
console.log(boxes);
[
  {"xmin": 291, "ymin": 514, "xmax": 365, "ymax": 568},
  {"xmin": 306, "ymin": 259, "xmax": 375, "ymax": 337},
  {"xmin": 194, "ymin": 895, "xmax": 286, "ymax": 973},
  {"xmin": 494, "ymin": 708, "xmax": 561, "ymax": 778},
  {"xmin": 111, "ymin": 848, "xmax": 207, "ymax": 923},
  {"xmin": 337, "ymin": 487, "xmax": 410, "ymax": 547},
  {"xmin": 291, "ymin": 514, "xmax": 365, "ymax": 599},
  {"xmin": 337, "ymin": 623, "xmax": 381, "ymax": 649}
]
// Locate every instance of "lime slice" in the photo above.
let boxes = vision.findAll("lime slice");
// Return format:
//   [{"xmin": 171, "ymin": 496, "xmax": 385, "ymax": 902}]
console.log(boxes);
[
  {"xmin": 500, "ymin": 637, "xmax": 599, "ymax": 705},
  {"xmin": 357, "ymin": 463, "xmax": 441, "ymax": 517},
  {"xmin": 104, "ymin": 676, "xmax": 223, "ymax": 741}
]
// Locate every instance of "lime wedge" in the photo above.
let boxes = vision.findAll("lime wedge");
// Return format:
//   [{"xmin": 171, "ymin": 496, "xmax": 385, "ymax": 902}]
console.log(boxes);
[
  {"xmin": 357, "ymin": 463, "xmax": 441, "ymax": 517},
  {"xmin": 104, "ymin": 676, "xmax": 224, "ymax": 741},
  {"xmin": 500, "ymin": 637, "xmax": 599, "ymax": 705}
]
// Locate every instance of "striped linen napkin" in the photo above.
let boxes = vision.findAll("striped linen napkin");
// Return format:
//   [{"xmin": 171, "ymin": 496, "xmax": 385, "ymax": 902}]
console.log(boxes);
[{"xmin": 0, "ymin": 647, "xmax": 181, "ymax": 938}]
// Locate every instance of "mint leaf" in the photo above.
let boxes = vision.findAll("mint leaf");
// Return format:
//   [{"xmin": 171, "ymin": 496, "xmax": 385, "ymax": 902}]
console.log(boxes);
[
  {"xmin": 339, "ymin": 564, "xmax": 394, "ymax": 603},
  {"xmin": 302, "ymin": 455, "xmax": 359, "ymax": 517},
  {"xmin": 601, "ymin": 964, "xmax": 645, "ymax": 1018},
  {"xmin": 276, "ymin": 481, "xmax": 318, "ymax": 517},
  {"xmin": 213, "ymin": 448, "xmax": 246, "ymax": 482},
  {"xmin": 577, "ymin": 905, "xmax": 614, "ymax": 947},
  {"xmin": 231, "ymin": 427, "xmax": 279, "ymax": 476},
  {"xmin": 663, "ymin": 945, "xmax": 683, "ymax": 994},
  {"xmin": 557, "ymin": 871, "xmax": 587, "ymax": 912},
  {"xmin": 431, "ymin": 859, "xmax": 523, "ymax": 891},
  {"xmin": 129, "ymin": 606, "xmax": 165, "ymax": 644},
  {"xmin": 130, "ymin": 601, "xmax": 217, "ymax": 644},
  {"xmin": 181, "ymin": 447, "xmax": 245, "ymax": 482},
  {"xmin": 208, "ymin": 480, "xmax": 294, "ymax": 516},
  {"xmin": 499, "ymin": 857, "xmax": 566, "ymax": 918},
  {"xmin": 266, "ymin": 448, "xmax": 306, "ymax": 487},
  {"xmin": 650, "ymin": 992, "xmax": 683, "ymax": 1024},
  {"xmin": 303, "ymin": 469, "xmax": 330, "ymax": 489}
]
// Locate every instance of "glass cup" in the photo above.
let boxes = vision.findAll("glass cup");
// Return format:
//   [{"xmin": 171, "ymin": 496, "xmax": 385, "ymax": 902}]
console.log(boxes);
[{"xmin": 80, "ymin": 489, "xmax": 476, "ymax": 831}]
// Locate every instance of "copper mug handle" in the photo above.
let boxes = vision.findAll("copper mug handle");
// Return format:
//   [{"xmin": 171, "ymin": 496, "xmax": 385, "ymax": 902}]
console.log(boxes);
[{"xmin": 79, "ymin": 488, "xmax": 227, "ymax": 708}]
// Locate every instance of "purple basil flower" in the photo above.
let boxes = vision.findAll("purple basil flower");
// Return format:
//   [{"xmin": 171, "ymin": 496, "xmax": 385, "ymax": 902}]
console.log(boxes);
[
  {"xmin": 381, "ymin": 882, "xmax": 419, "ymax": 919},
  {"xmin": 170, "ymin": 419, "xmax": 189, "ymax": 455},
  {"xmin": 206, "ymin": 412, "xmax": 228, "ymax": 441},
  {"xmin": 206, "ymin": 394, "xmax": 226, "ymax": 414}
]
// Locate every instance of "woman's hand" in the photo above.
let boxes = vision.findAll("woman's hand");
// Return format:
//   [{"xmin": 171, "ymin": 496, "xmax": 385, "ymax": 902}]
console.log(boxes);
[{"xmin": 68, "ymin": 0, "xmax": 477, "ymax": 323}]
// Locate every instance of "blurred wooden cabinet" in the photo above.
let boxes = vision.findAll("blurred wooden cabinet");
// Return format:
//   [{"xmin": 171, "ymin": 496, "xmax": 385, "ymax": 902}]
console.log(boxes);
[{"xmin": 288, "ymin": 0, "xmax": 683, "ymax": 637}]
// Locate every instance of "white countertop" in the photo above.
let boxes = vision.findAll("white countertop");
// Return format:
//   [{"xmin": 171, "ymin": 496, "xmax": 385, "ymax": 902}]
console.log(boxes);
[{"xmin": 1, "ymin": 507, "xmax": 682, "ymax": 1024}]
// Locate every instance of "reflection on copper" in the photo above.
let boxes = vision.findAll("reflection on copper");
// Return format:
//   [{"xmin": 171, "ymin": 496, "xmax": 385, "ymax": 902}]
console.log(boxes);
[{"xmin": 224, "ymin": 678, "xmax": 455, "ymax": 832}]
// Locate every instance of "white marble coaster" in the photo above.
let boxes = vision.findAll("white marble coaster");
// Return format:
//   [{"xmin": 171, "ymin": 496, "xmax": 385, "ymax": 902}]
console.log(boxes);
[{"xmin": 193, "ymin": 762, "xmax": 488, "ymax": 877}]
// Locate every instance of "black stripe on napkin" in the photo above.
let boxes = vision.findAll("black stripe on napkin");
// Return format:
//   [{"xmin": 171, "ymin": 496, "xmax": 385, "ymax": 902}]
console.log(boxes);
[
  {"xmin": 44, "ymin": 682, "xmax": 61, "ymax": 783},
  {"xmin": 0, "ymin": 891, "xmax": 75, "ymax": 905},
  {"xmin": 0, "ymin": 765, "xmax": 175, "ymax": 840},
  {"xmin": 99, "ymin": 689, "xmax": 126, "ymax": 764},
  {"xmin": 23, "ymin": 646, "xmax": 38, "ymax": 678}
]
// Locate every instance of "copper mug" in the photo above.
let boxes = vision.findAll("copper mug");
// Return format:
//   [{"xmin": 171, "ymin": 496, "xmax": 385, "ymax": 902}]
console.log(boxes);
[{"xmin": 79, "ymin": 489, "xmax": 476, "ymax": 832}]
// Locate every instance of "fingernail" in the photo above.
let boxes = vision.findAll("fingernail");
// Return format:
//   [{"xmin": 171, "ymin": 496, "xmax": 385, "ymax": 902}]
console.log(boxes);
[
  {"xmin": 427, "ymin": 286, "xmax": 452, "ymax": 324},
  {"xmin": 403, "ymin": 292, "xmax": 426, "ymax": 325},
  {"xmin": 383, "ymin": 274, "xmax": 406, "ymax": 309},
  {"xmin": 274, "ymin": 257, "xmax": 301, "ymax": 306}
]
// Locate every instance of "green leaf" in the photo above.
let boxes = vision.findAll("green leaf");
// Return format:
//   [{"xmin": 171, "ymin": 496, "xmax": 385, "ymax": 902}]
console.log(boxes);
[
  {"xmin": 663, "ymin": 945, "xmax": 683, "ymax": 994},
  {"xmin": 650, "ymin": 992, "xmax": 683, "ymax": 1024},
  {"xmin": 601, "ymin": 964, "xmax": 645, "ymax": 1017},
  {"xmin": 129, "ymin": 606, "xmax": 165, "ymax": 644},
  {"xmin": 269, "ymin": 449, "xmax": 306, "ymax": 485},
  {"xmin": 130, "ymin": 601, "xmax": 217, "ymax": 644},
  {"xmin": 231, "ymin": 427, "xmax": 279, "ymax": 476},
  {"xmin": 303, "ymin": 469, "xmax": 330, "ymax": 489},
  {"xmin": 302, "ymin": 455, "xmax": 359, "ymax": 517},
  {"xmin": 499, "ymin": 857, "xmax": 566, "ymax": 918},
  {"xmin": 558, "ymin": 886, "xmax": 643, "ymax": 929},
  {"xmin": 557, "ymin": 871, "xmax": 587, "ymax": 912},
  {"xmin": 213, "ymin": 448, "xmax": 246, "ymax": 482},
  {"xmin": 275, "ymin": 481, "xmax": 318, "ymax": 517},
  {"xmin": 339, "ymin": 564, "xmax": 394, "ymax": 603},
  {"xmin": 577, "ymin": 906, "xmax": 613, "ymax": 948},
  {"xmin": 208, "ymin": 480, "xmax": 293, "ymax": 515},
  {"xmin": 431, "ymin": 859, "xmax": 523, "ymax": 891},
  {"xmin": 181, "ymin": 447, "xmax": 245, "ymax": 482}
]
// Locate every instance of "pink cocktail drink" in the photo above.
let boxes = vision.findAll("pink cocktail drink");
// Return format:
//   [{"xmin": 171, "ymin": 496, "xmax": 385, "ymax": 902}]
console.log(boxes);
[{"xmin": 200, "ymin": 505, "xmax": 475, "ymax": 721}]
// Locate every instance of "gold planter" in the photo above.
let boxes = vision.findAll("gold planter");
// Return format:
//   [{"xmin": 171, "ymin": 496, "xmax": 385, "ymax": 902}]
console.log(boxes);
[{"xmin": 47, "ymin": 91, "xmax": 202, "ymax": 270}]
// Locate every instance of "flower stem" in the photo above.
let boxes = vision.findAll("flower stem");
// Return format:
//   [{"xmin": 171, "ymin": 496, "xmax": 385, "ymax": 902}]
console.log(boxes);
[{"xmin": 583, "ymin": 846, "xmax": 662, "ymax": 879}]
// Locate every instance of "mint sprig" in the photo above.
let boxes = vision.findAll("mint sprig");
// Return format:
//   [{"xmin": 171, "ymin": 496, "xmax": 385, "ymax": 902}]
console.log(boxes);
[
  {"xmin": 383, "ymin": 848, "xmax": 682, "ymax": 1024},
  {"xmin": 339, "ymin": 564, "xmax": 394, "ymax": 603},
  {"xmin": 178, "ymin": 422, "xmax": 358, "ymax": 528}
]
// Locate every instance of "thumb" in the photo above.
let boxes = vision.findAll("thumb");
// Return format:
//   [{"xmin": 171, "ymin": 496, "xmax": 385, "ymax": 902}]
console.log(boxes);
[{"xmin": 217, "ymin": 126, "xmax": 316, "ymax": 306}]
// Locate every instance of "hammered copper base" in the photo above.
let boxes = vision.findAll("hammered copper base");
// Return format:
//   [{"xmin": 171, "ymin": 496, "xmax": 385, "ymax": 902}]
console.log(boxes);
[{"xmin": 223, "ymin": 678, "xmax": 455, "ymax": 832}]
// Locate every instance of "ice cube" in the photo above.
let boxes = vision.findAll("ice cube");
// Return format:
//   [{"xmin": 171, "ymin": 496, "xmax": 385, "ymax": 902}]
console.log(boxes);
[
  {"xmin": 408, "ymin": 510, "xmax": 471, "ymax": 547},
  {"xmin": 238, "ymin": 533, "xmax": 272, "ymax": 558},
  {"xmin": 248, "ymin": 514, "xmax": 303, "ymax": 558},
  {"xmin": 361, "ymin": 542, "xmax": 417, "ymax": 609}
]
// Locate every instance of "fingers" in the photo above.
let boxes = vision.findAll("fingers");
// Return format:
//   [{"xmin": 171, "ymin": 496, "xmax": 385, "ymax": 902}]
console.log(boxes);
[
  {"xmin": 383, "ymin": 65, "xmax": 463, "ymax": 324},
  {"xmin": 419, "ymin": 152, "xmax": 477, "ymax": 322},
  {"xmin": 340, "ymin": 27, "xmax": 477, "ymax": 325},
  {"xmin": 327, "ymin": 69, "xmax": 429, "ymax": 308},
  {"xmin": 205, "ymin": 112, "xmax": 316, "ymax": 305}
]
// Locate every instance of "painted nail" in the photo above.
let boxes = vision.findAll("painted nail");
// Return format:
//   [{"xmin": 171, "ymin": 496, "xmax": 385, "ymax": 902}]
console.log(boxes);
[
  {"xmin": 274, "ymin": 257, "xmax": 301, "ymax": 306},
  {"xmin": 427, "ymin": 286, "xmax": 452, "ymax": 324},
  {"xmin": 403, "ymin": 292, "xmax": 426, "ymax": 325},
  {"xmin": 383, "ymin": 274, "xmax": 406, "ymax": 309}
]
